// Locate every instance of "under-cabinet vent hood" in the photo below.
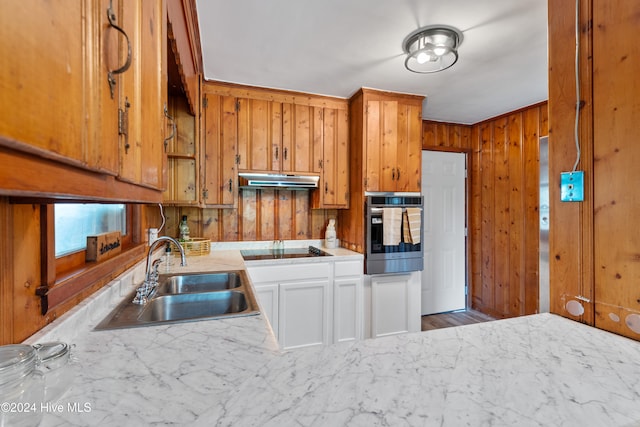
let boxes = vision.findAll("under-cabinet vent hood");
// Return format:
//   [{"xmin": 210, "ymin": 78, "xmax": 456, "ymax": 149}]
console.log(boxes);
[{"xmin": 238, "ymin": 173, "xmax": 320, "ymax": 190}]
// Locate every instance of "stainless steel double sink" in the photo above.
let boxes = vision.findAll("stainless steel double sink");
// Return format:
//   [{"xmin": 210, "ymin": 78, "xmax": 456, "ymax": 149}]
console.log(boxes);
[{"xmin": 95, "ymin": 270, "xmax": 260, "ymax": 330}]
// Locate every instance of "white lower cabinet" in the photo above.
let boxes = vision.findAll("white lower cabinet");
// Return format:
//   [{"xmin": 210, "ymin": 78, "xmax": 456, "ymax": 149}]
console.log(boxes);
[
  {"xmin": 247, "ymin": 258, "xmax": 363, "ymax": 350},
  {"xmin": 333, "ymin": 261, "xmax": 363, "ymax": 343},
  {"xmin": 367, "ymin": 271, "xmax": 421, "ymax": 338},
  {"xmin": 254, "ymin": 284, "xmax": 279, "ymax": 339},
  {"xmin": 279, "ymin": 279, "xmax": 330, "ymax": 349}
]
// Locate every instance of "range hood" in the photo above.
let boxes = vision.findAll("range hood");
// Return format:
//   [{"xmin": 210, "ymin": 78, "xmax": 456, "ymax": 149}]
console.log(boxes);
[{"xmin": 238, "ymin": 173, "xmax": 320, "ymax": 190}]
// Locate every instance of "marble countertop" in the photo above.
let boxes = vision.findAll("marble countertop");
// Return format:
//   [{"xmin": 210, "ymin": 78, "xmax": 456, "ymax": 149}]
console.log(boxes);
[{"xmin": 25, "ymin": 248, "xmax": 640, "ymax": 427}]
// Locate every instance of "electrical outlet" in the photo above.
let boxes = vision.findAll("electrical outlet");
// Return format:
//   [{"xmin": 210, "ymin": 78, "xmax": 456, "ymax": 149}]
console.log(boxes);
[
  {"xmin": 148, "ymin": 228, "xmax": 159, "ymax": 244},
  {"xmin": 560, "ymin": 171, "xmax": 584, "ymax": 202}
]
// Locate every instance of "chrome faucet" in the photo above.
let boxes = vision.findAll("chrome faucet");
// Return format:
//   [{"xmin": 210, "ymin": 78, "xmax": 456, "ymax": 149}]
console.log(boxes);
[{"xmin": 133, "ymin": 236, "xmax": 187, "ymax": 305}]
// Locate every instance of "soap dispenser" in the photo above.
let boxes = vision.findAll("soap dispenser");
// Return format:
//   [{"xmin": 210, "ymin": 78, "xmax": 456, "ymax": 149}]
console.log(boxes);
[
  {"xmin": 179, "ymin": 215, "xmax": 190, "ymax": 241},
  {"xmin": 325, "ymin": 219, "xmax": 337, "ymax": 249}
]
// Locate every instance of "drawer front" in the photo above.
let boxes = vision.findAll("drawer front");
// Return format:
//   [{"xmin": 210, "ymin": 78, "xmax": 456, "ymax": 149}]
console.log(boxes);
[
  {"xmin": 335, "ymin": 260, "xmax": 363, "ymax": 277},
  {"xmin": 247, "ymin": 262, "xmax": 330, "ymax": 284}
]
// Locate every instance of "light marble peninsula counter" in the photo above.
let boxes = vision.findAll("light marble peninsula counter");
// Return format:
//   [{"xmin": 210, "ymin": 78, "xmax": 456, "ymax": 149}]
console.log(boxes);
[{"xmin": 24, "ymin": 248, "xmax": 640, "ymax": 427}]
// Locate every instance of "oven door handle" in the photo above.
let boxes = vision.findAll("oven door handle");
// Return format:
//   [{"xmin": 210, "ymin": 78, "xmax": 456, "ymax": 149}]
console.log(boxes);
[{"xmin": 369, "ymin": 207, "xmax": 423, "ymax": 213}]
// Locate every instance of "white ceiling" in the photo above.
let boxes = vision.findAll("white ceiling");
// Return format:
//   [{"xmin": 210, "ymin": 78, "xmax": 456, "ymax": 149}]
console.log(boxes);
[{"xmin": 195, "ymin": 0, "xmax": 548, "ymax": 125}]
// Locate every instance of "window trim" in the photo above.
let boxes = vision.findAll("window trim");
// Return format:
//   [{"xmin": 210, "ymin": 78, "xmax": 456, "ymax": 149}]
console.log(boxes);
[
  {"xmin": 54, "ymin": 205, "xmax": 133, "ymax": 276},
  {"xmin": 37, "ymin": 204, "xmax": 145, "ymax": 315}
]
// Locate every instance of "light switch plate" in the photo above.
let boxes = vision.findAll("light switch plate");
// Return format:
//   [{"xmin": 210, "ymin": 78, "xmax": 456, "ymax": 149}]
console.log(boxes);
[{"xmin": 560, "ymin": 171, "xmax": 584, "ymax": 202}]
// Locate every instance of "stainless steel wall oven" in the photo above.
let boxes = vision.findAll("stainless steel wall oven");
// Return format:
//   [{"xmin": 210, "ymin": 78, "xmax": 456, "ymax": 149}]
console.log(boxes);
[{"xmin": 365, "ymin": 194, "xmax": 424, "ymax": 274}]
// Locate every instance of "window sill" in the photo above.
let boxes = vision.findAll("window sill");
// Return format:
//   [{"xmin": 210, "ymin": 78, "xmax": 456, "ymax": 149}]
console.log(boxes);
[{"xmin": 37, "ymin": 243, "xmax": 148, "ymax": 314}]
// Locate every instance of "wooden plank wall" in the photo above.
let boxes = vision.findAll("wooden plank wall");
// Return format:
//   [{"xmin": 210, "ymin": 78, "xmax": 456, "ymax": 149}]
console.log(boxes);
[
  {"xmin": 162, "ymin": 197, "xmax": 336, "ymax": 243},
  {"xmin": 591, "ymin": 0, "xmax": 640, "ymax": 339},
  {"xmin": 549, "ymin": 0, "xmax": 640, "ymax": 341},
  {"xmin": 423, "ymin": 102, "xmax": 548, "ymax": 319},
  {"xmin": 548, "ymin": 0, "xmax": 595, "ymax": 327}
]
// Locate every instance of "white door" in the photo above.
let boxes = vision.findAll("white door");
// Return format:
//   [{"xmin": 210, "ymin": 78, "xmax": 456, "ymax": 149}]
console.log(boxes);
[{"xmin": 421, "ymin": 151, "xmax": 466, "ymax": 315}]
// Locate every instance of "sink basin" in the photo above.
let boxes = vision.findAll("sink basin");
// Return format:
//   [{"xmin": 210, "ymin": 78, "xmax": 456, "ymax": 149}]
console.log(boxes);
[
  {"xmin": 94, "ymin": 269, "xmax": 259, "ymax": 330},
  {"xmin": 138, "ymin": 291, "xmax": 247, "ymax": 322},
  {"xmin": 156, "ymin": 272, "xmax": 242, "ymax": 294}
]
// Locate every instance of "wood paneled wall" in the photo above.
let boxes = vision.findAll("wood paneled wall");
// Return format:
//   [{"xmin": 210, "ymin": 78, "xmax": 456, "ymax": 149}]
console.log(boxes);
[
  {"xmin": 423, "ymin": 102, "xmax": 548, "ymax": 319},
  {"xmin": 548, "ymin": 0, "xmax": 595, "ymax": 327},
  {"xmin": 549, "ymin": 0, "xmax": 640, "ymax": 341},
  {"xmin": 162, "ymin": 195, "xmax": 336, "ymax": 243}
]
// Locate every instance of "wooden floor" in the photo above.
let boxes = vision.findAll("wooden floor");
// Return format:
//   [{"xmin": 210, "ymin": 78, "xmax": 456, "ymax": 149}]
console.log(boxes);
[{"xmin": 421, "ymin": 309, "xmax": 496, "ymax": 331}]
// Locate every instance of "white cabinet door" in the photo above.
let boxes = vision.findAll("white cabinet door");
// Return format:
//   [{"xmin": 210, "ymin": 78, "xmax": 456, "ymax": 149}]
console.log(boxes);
[
  {"xmin": 255, "ymin": 283, "xmax": 279, "ymax": 339},
  {"xmin": 334, "ymin": 277, "xmax": 362, "ymax": 343},
  {"xmin": 371, "ymin": 274, "xmax": 412, "ymax": 338},
  {"xmin": 279, "ymin": 279, "xmax": 330, "ymax": 350}
]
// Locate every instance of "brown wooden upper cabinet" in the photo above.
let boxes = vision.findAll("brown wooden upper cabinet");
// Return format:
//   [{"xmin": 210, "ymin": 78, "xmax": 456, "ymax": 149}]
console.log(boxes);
[
  {"xmin": 0, "ymin": 0, "xmax": 166, "ymax": 202},
  {"xmin": 200, "ymin": 91, "xmax": 238, "ymax": 208},
  {"xmin": 350, "ymin": 89, "xmax": 423, "ymax": 193},
  {"xmin": 312, "ymin": 108, "xmax": 349, "ymax": 209},
  {"xmin": 236, "ymin": 99, "xmax": 283, "ymax": 173},
  {"xmin": 117, "ymin": 0, "xmax": 167, "ymax": 190},
  {"xmin": 237, "ymin": 100, "xmax": 322, "ymax": 175}
]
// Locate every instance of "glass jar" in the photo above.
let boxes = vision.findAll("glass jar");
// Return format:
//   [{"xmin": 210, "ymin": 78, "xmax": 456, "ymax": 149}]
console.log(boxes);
[
  {"xmin": 0, "ymin": 344, "xmax": 44, "ymax": 427},
  {"xmin": 33, "ymin": 342, "xmax": 73, "ymax": 404}
]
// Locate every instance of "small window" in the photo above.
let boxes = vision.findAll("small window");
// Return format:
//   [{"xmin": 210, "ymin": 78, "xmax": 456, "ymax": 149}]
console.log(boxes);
[{"xmin": 54, "ymin": 204, "xmax": 127, "ymax": 257}]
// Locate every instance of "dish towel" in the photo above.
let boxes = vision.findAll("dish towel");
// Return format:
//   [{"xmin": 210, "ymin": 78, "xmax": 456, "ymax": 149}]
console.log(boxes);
[
  {"xmin": 402, "ymin": 211, "xmax": 412, "ymax": 243},
  {"xmin": 405, "ymin": 207, "xmax": 422, "ymax": 244},
  {"xmin": 382, "ymin": 208, "xmax": 402, "ymax": 246}
]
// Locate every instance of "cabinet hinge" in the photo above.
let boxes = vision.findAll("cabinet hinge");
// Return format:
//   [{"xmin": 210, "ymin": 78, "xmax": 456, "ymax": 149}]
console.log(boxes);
[
  {"xmin": 236, "ymin": 154, "xmax": 241, "ymax": 165},
  {"xmin": 235, "ymin": 100, "xmax": 240, "ymax": 112},
  {"xmin": 202, "ymin": 188, "xmax": 209, "ymax": 200},
  {"xmin": 364, "ymin": 177, "xmax": 368, "ymax": 188},
  {"xmin": 119, "ymin": 97, "xmax": 131, "ymax": 153},
  {"xmin": 202, "ymin": 96, "xmax": 208, "ymax": 109}
]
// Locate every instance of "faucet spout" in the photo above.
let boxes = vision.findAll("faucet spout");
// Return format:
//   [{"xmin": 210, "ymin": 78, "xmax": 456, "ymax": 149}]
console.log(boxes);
[
  {"xmin": 133, "ymin": 236, "xmax": 187, "ymax": 305},
  {"xmin": 144, "ymin": 236, "xmax": 187, "ymax": 281}
]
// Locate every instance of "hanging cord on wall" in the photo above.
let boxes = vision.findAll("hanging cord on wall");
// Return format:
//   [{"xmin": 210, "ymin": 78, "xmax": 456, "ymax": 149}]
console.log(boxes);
[
  {"xmin": 157, "ymin": 203, "xmax": 166, "ymax": 233},
  {"xmin": 572, "ymin": 0, "xmax": 582, "ymax": 172}
]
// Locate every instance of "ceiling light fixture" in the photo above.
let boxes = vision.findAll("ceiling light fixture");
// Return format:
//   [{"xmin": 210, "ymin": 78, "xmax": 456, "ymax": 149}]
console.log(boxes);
[{"xmin": 403, "ymin": 25, "xmax": 464, "ymax": 73}]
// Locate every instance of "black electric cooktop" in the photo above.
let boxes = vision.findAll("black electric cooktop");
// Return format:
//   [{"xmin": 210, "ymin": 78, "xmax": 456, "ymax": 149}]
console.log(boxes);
[{"xmin": 240, "ymin": 246, "xmax": 332, "ymax": 261}]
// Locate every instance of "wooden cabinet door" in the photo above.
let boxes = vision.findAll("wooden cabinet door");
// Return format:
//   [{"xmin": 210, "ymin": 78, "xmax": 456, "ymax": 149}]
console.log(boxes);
[
  {"xmin": 118, "ymin": 0, "xmax": 166, "ymax": 189},
  {"xmin": 365, "ymin": 100, "xmax": 421, "ymax": 192},
  {"xmin": 138, "ymin": 0, "xmax": 166, "ymax": 189},
  {"xmin": 365, "ymin": 100, "xmax": 399, "ymax": 192},
  {"xmin": 395, "ymin": 103, "xmax": 422, "ymax": 192},
  {"xmin": 282, "ymin": 104, "xmax": 322, "ymax": 173},
  {"xmin": 201, "ymin": 93, "xmax": 238, "ymax": 207},
  {"xmin": 314, "ymin": 108, "xmax": 349, "ymax": 208},
  {"xmin": 0, "ymin": 1, "xmax": 97, "ymax": 168},
  {"xmin": 237, "ymin": 99, "xmax": 282, "ymax": 173}
]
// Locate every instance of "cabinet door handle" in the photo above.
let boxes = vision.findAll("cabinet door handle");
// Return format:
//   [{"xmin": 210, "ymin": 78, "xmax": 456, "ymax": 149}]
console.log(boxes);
[
  {"xmin": 228, "ymin": 179, "xmax": 233, "ymax": 193},
  {"xmin": 325, "ymin": 182, "xmax": 328, "ymax": 194},
  {"xmin": 163, "ymin": 103, "xmax": 176, "ymax": 152},
  {"xmin": 397, "ymin": 168, "xmax": 400, "ymax": 181},
  {"xmin": 283, "ymin": 147, "xmax": 288, "ymax": 160},
  {"xmin": 106, "ymin": 0, "xmax": 132, "ymax": 99},
  {"xmin": 275, "ymin": 146, "xmax": 279, "ymax": 160},
  {"xmin": 392, "ymin": 168, "xmax": 396, "ymax": 180}
]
